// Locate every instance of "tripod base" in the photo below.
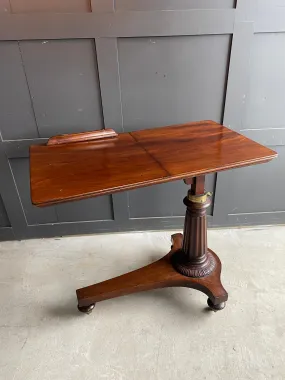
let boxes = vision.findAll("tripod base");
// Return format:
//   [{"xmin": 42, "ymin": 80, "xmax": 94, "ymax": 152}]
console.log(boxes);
[{"xmin": 76, "ymin": 233, "xmax": 228, "ymax": 314}]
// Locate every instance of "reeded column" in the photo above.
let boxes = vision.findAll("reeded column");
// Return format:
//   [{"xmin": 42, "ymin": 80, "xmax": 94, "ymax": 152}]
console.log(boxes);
[{"xmin": 171, "ymin": 191, "xmax": 215, "ymax": 278}]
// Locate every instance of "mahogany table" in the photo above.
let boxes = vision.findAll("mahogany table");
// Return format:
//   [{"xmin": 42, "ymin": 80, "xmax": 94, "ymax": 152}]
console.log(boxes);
[{"xmin": 30, "ymin": 121, "xmax": 277, "ymax": 313}]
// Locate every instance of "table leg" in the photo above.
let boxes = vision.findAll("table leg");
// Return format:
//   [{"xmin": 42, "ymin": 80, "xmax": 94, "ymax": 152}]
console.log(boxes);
[{"xmin": 76, "ymin": 176, "xmax": 228, "ymax": 314}]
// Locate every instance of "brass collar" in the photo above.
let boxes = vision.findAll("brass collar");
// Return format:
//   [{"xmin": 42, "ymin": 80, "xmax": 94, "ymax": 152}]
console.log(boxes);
[{"xmin": 187, "ymin": 192, "xmax": 212, "ymax": 204}]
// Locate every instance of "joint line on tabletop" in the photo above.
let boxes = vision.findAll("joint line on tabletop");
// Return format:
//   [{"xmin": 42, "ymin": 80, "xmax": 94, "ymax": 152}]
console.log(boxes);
[{"xmin": 129, "ymin": 132, "xmax": 171, "ymax": 177}]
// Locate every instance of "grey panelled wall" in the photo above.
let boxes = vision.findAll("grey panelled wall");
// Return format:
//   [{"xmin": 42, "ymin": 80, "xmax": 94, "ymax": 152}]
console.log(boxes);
[{"xmin": 0, "ymin": 0, "xmax": 284, "ymax": 241}]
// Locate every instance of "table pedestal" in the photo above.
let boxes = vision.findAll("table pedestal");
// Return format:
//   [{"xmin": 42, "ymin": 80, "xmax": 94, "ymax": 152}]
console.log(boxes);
[{"xmin": 76, "ymin": 176, "xmax": 228, "ymax": 314}]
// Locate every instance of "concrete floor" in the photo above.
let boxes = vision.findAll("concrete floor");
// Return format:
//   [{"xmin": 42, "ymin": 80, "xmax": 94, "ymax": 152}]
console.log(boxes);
[{"xmin": 0, "ymin": 227, "xmax": 285, "ymax": 380}]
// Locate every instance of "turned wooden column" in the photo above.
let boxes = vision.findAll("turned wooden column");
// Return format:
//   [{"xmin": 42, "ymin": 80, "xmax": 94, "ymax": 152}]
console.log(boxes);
[{"xmin": 172, "ymin": 176, "xmax": 215, "ymax": 278}]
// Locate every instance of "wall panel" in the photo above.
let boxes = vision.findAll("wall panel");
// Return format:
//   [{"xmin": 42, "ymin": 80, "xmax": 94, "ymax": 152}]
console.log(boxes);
[
  {"xmin": 19, "ymin": 39, "xmax": 103, "ymax": 138},
  {"xmin": 0, "ymin": 0, "xmax": 283, "ymax": 240},
  {"xmin": 214, "ymin": 29, "xmax": 285, "ymax": 226},
  {"xmin": 118, "ymin": 35, "xmax": 231, "ymax": 131},
  {"xmin": 0, "ymin": 42, "xmax": 38, "ymax": 140},
  {"xmin": 116, "ymin": 0, "xmax": 235, "ymax": 11},
  {"xmin": 9, "ymin": 0, "xmax": 91, "ymax": 13}
]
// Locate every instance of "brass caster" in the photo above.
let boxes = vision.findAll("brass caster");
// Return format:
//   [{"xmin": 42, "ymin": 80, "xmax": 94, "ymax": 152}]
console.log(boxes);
[
  {"xmin": 207, "ymin": 298, "xmax": 226, "ymax": 312},
  {"xmin": 77, "ymin": 303, "xmax": 96, "ymax": 314}
]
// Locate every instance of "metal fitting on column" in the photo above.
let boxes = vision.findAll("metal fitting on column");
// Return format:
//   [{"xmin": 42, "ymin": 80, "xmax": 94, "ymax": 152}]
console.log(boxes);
[{"xmin": 187, "ymin": 191, "xmax": 212, "ymax": 204}]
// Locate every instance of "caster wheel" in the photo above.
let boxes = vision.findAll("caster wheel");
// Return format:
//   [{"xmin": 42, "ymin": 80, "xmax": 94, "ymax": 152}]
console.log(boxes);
[
  {"xmin": 77, "ymin": 303, "xmax": 95, "ymax": 314},
  {"xmin": 207, "ymin": 298, "xmax": 226, "ymax": 312}
]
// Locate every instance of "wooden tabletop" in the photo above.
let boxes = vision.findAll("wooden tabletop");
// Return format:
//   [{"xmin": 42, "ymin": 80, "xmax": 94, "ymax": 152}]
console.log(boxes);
[{"xmin": 30, "ymin": 121, "xmax": 277, "ymax": 206}]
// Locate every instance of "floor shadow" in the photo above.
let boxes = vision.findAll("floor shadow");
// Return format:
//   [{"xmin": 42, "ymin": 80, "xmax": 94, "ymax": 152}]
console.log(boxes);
[
  {"xmin": 46, "ymin": 298, "xmax": 83, "ymax": 319},
  {"xmin": 45, "ymin": 248, "xmax": 215, "ymax": 320},
  {"xmin": 46, "ymin": 291, "xmax": 207, "ymax": 321},
  {"xmin": 202, "ymin": 306, "xmax": 216, "ymax": 314},
  {"xmin": 46, "ymin": 289, "xmax": 215, "ymax": 321},
  {"xmin": 44, "ymin": 251, "xmax": 168, "ymax": 320}
]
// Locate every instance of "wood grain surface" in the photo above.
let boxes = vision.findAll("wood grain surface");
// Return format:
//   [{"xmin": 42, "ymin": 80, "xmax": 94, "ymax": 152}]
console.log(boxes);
[
  {"xmin": 47, "ymin": 128, "xmax": 118, "ymax": 146},
  {"xmin": 30, "ymin": 121, "xmax": 277, "ymax": 206}
]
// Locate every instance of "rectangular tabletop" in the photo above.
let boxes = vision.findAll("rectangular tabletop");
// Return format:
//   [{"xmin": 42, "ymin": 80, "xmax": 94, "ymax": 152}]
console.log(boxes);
[{"xmin": 30, "ymin": 121, "xmax": 277, "ymax": 206}]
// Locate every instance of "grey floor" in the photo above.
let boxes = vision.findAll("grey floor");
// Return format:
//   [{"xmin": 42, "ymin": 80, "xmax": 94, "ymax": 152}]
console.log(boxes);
[{"xmin": 0, "ymin": 227, "xmax": 285, "ymax": 380}]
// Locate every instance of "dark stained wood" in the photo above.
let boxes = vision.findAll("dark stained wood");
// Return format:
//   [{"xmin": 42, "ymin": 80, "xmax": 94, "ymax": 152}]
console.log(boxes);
[
  {"xmin": 183, "ymin": 178, "xmax": 193, "ymax": 185},
  {"xmin": 130, "ymin": 121, "xmax": 277, "ymax": 177},
  {"xmin": 47, "ymin": 128, "xmax": 118, "ymax": 146},
  {"xmin": 76, "ymin": 233, "xmax": 228, "ymax": 310},
  {"xmin": 31, "ymin": 132, "xmax": 168, "ymax": 206},
  {"xmin": 191, "ymin": 175, "xmax": 205, "ymax": 195},
  {"xmin": 30, "ymin": 120, "xmax": 277, "ymax": 206},
  {"xmin": 172, "ymin": 191, "xmax": 215, "ymax": 277}
]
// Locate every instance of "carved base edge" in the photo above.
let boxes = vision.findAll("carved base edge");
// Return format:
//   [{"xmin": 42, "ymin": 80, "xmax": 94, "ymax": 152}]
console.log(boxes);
[{"xmin": 171, "ymin": 249, "xmax": 216, "ymax": 278}]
